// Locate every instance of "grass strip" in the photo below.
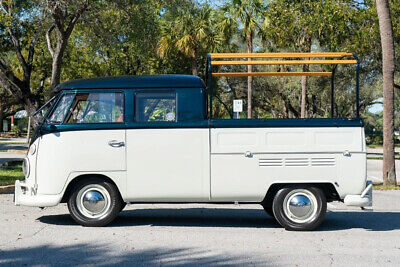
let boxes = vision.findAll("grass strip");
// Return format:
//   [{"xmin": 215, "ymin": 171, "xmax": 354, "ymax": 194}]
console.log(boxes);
[
  {"xmin": 0, "ymin": 164, "xmax": 24, "ymax": 186},
  {"xmin": 372, "ymin": 182, "xmax": 400, "ymax": 190}
]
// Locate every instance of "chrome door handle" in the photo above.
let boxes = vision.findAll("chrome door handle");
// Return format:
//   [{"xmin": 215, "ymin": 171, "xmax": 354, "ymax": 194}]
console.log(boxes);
[{"xmin": 108, "ymin": 140, "xmax": 125, "ymax": 147}]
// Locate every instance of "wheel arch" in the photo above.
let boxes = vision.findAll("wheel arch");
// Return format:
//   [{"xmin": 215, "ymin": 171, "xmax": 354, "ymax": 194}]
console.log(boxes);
[
  {"xmin": 261, "ymin": 182, "xmax": 340, "ymax": 206},
  {"xmin": 61, "ymin": 173, "xmax": 122, "ymax": 203}
]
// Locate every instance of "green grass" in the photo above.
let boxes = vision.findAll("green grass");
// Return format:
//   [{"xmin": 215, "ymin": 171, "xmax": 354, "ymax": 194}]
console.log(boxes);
[
  {"xmin": 367, "ymin": 156, "xmax": 400, "ymax": 160},
  {"xmin": 373, "ymin": 182, "xmax": 400, "ymax": 190},
  {"xmin": 367, "ymin": 144, "xmax": 400, "ymax": 148},
  {"xmin": 0, "ymin": 164, "xmax": 24, "ymax": 186}
]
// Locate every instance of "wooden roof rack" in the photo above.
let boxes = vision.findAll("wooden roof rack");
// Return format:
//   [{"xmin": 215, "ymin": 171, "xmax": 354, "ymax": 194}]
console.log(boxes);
[
  {"xmin": 209, "ymin": 52, "xmax": 353, "ymax": 59},
  {"xmin": 212, "ymin": 71, "xmax": 333, "ymax": 77},
  {"xmin": 206, "ymin": 52, "xmax": 360, "ymax": 118}
]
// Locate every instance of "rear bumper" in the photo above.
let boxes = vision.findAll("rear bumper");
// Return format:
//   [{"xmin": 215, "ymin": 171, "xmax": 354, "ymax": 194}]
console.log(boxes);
[
  {"xmin": 14, "ymin": 180, "xmax": 61, "ymax": 207},
  {"xmin": 344, "ymin": 180, "xmax": 372, "ymax": 207}
]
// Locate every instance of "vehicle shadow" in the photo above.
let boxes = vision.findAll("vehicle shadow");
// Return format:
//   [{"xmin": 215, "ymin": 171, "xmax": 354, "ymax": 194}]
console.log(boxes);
[
  {"xmin": 39, "ymin": 208, "xmax": 280, "ymax": 228},
  {"xmin": 0, "ymin": 243, "xmax": 262, "ymax": 266},
  {"xmin": 38, "ymin": 207, "xmax": 400, "ymax": 231}
]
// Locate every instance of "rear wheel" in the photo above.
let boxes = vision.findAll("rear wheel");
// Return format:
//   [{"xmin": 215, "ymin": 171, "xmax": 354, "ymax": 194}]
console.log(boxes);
[
  {"xmin": 272, "ymin": 186, "xmax": 326, "ymax": 231},
  {"xmin": 67, "ymin": 177, "xmax": 123, "ymax": 227}
]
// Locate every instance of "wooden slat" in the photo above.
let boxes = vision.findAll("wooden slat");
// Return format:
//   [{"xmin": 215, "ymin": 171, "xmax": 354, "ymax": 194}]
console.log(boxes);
[
  {"xmin": 210, "ymin": 52, "xmax": 353, "ymax": 59},
  {"xmin": 212, "ymin": 72, "xmax": 333, "ymax": 77},
  {"xmin": 211, "ymin": 60, "xmax": 357, "ymax": 66}
]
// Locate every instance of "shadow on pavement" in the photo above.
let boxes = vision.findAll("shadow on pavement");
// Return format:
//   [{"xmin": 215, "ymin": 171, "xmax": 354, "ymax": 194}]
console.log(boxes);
[
  {"xmin": 320, "ymin": 211, "xmax": 400, "ymax": 231},
  {"xmin": 38, "ymin": 208, "xmax": 400, "ymax": 231},
  {"xmin": 0, "ymin": 244, "xmax": 261, "ymax": 266},
  {"xmin": 39, "ymin": 208, "xmax": 280, "ymax": 228}
]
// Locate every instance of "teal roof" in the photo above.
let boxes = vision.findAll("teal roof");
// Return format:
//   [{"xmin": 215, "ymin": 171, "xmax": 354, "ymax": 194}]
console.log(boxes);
[{"xmin": 56, "ymin": 75, "xmax": 205, "ymax": 90}]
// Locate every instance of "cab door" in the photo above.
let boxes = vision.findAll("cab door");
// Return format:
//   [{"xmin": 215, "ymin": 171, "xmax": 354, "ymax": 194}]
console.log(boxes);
[
  {"xmin": 36, "ymin": 91, "xmax": 126, "ymax": 195},
  {"xmin": 126, "ymin": 90, "xmax": 210, "ymax": 201}
]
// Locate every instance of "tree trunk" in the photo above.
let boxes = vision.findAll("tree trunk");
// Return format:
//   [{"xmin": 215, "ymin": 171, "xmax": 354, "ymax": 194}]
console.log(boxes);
[
  {"xmin": 300, "ymin": 66, "xmax": 308, "ymax": 118},
  {"xmin": 191, "ymin": 49, "xmax": 198, "ymax": 76},
  {"xmin": 50, "ymin": 38, "xmax": 67, "ymax": 95},
  {"xmin": 376, "ymin": 0, "xmax": 397, "ymax": 186},
  {"xmin": 0, "ymin": 104, "xmax": 3, "ymax": 132},
  {"xmin": 247, "ymin": 31, "xmax": 253, "ymax": 119},
  {"xmin": 300, "ymin": 37, "xmax": 312, "ymax": 118},
  {"xmin": 50, "ymin": 51, "xmax": 63, "ymax": 93}
]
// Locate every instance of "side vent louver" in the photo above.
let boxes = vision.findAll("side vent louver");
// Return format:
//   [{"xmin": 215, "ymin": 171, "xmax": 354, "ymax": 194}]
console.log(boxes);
[
  {"xmin": 259, "ymin": 157, "xmax": 336, "ymax": 167},
  {"xmin": 311, "ymin": 157, "xmax": 335, "ymax": 167},
  {"xmin": 285, "ymin": 158, "xmax": 309, "ymax": 167},
  {"xmin": 259, "ymin": 158, "xmax": 283, "ymax": 167}
]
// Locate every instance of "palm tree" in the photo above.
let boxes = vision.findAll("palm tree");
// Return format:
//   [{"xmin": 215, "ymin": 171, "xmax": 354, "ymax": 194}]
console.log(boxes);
[
  {"xmin": 376, "ymin": 0, "xmax": 397, "ymax": 186},
  {"xmin": 158, "ymin": 2, "xmax": 221, "ymax": 76},
  {"xmin": 220, "ymin": 0, "xmax": 266, "ymax": 118}
]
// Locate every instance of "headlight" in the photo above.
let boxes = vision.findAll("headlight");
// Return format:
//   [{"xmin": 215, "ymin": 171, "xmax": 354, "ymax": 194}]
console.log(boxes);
[{"xmin": 22, "ymin": 158, "xmax": 30, "ymax": 178}]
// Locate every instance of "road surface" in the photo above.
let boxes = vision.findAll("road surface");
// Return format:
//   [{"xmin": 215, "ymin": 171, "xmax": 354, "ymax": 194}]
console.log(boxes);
[{"xmin": 1, "ymin": 191, "xmax": 400, "ymax": 266}]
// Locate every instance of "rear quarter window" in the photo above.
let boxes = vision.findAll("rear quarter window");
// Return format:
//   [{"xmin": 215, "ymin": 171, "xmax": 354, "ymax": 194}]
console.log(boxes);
[{"xmin": 135, "ymin": 91, "xmax": 176, "ymax": 122}]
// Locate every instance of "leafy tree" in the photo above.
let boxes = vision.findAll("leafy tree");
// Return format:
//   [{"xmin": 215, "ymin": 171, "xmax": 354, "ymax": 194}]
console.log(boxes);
[
  {"xmin": 0, "ymin": 0, "xmax": 45, "ymax": 117},
  {"xmin": 158, "ymin": 1, "xmax": 222, "ymax": 76},
  {"xmin": 45, "ymin": 0, "xmax": 90, "ymax": 94},
  {"xmin": 265, "ymin": 0, "xmax": 365, "ymax": 118},
  {"xmin": 220, "ymin": 0, "xmax": 266, "ymax": 118}
]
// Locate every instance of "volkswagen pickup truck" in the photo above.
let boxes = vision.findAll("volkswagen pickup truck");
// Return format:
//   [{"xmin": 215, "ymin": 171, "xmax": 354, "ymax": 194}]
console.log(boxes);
[{"xmin": 14, "ymin": 73, "xmax": 372, "ymax": 231}]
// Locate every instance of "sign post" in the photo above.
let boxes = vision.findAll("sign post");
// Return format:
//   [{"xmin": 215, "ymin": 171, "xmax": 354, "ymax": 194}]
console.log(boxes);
[{"xmin": 233, "ymin": 100, "xmax": 243, "ymax": 119}]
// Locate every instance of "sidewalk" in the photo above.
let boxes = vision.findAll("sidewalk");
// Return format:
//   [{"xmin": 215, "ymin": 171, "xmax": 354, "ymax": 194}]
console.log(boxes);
[
  {"xmin": 0, "ymin": 138, "xmax": 28, "ymax": 166},
  {"xmin": 0, "ymin": 137, "xmax": 28, "ymax": 144},
  {"xmin": 0, "ymin": 152, "xmax": 25, "ymax": 165},
  {"xmin": 367, "ymin": 147, "xmax": 400, "ymax": 155}
]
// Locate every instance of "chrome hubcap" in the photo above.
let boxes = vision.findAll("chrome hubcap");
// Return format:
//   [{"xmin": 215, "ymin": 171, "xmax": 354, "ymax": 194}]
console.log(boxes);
[
  {"xmin": 76, "ymin": 184, "xmax": 111, "ymax": 219},
  {"xmin": 82, "ymin": 190, "xmax": 106, "ymax": 214},
  {"xmin": 288, "ymin": 195, "xmax": 312, "ymax": 217},
  {"xmin": 283, "ymin": 189, "xmax": 318, "ymax": 223}
]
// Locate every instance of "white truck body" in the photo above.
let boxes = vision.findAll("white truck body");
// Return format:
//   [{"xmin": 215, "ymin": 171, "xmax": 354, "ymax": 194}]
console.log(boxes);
[{"xmin": 16, "ymin": 126, "xmax": 371, "ymax": 206}]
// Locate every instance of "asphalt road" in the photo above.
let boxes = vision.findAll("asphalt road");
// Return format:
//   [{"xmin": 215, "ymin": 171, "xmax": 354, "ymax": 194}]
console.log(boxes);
[{"xmin": 1, "ymin": 191, "xmax": 400, "ymax": 266}]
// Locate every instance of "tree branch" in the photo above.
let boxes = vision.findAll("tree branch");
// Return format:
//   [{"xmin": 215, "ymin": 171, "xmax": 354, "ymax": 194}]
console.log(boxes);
[
  {"xmin": 65, "ymin": 0, "xmax": 89, "ymax": 38},
  {"xmin": 46, "ymin": 25, "xmax": 55, "ymax": 57},
  {"xmin": 0, "ymin": 60, "xmax": 25, "ymax": 101},
  {"xmin": 214, "ymin": 94, "xmax": 232, "ymax": 119},
  {"xmin": 395, "ymin": 83, "xmax": 400, "ymax": 90},
  {"xmin": 27, "ymin": 31, "xmax": 40, "ymax": 64},
  {"xmin": 0, "ymin": 0, "xmax": 10, "ymax": 15},
  {"xmin": 7, "ymin": 28, "xmax": 29, "ymax": 80}
]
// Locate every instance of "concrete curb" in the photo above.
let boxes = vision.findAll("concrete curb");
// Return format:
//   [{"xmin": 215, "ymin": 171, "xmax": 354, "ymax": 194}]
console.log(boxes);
[{"xmin": 0, "ymin": 185, "xmax": 14, "ymax": 194}]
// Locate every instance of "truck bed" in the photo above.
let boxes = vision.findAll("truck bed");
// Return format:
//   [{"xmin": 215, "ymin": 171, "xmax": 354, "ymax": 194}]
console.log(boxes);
[{"xmin": 211, "ymin": 118, "xmax": 363, "ymax": 128}]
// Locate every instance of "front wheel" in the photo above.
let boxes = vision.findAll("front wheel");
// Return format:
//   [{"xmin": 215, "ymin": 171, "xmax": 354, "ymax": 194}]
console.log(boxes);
[
  {"xmin": 272, "ymin": 186, "xmax": 326, "ymax": 231},
  {"xmin": 67, "ymin": 178, "xmax": 123, "ymax": 227}
]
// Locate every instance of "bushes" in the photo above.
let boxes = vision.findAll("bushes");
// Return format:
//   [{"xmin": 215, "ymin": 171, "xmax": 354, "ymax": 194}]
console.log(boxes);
[{"xmin": 11, "ymin": 125, "xmax": 21, "ymax": 137}]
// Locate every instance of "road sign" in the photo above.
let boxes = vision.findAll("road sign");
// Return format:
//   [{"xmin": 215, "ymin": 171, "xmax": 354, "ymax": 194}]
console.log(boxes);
[{"xmin": 233, "ymin": 100, "xmax": 243, "ymax": 113}]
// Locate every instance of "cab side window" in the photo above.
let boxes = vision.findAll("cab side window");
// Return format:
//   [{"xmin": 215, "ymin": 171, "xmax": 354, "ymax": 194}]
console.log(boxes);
[
  {"xmin": 135, "ymin": 91, "xmax": 176, "ymax": 122},
  {"xmin": 65, "ymin": 92, "xmax": 124, "ymax": 124}
]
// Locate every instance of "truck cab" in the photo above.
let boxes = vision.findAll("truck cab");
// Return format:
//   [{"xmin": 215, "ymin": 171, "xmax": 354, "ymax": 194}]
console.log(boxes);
[{"xmin": 15, "ymin": 73, "xmax": 372, "ymax": 231}]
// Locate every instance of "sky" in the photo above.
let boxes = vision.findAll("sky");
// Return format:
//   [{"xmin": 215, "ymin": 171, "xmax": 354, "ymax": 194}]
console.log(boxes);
[{"xmin": 368, "ymin": 98, "xmax": 383, "ymax": 114}]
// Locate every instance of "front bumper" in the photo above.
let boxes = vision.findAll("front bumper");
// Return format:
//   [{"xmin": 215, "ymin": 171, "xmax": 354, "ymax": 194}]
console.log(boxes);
[
  {"xmin": 344, "ymin": 180, "xmax": 373, "ymax": 207},
  {"xmin": 14, "ymin": 180, "xmax": 61, "ymax": 207}
]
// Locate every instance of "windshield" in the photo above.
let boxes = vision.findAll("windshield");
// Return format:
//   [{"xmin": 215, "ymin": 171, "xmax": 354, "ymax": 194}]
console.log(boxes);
[{"xmin": 33, "ymin": 94, "xmax": 60, "ymax": 127}]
